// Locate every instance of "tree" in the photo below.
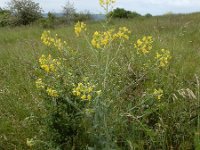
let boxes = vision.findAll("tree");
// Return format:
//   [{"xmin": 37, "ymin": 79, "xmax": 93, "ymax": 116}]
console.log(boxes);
[
  {"xmin": 41, "ymin": 12, "xmax": 56, "ymax": 29},
  {"xmin": 145, "ymin": 13, "xmax": 153, "ymax": 18},
  {"xmin": 108, "ymin": 8, "xmax": 141, "ymax": 19},
  {"xmin": 0, "ymin": 8, "xmax": 12, "ymax": 27},
  {"xmin": 63, "ymin": 1, "xmax": 76, "ymax": 24},
  {"xmin": 109, "ymin": 8, "xmax": 129, "ymax": 18},
  {"xmin": 8, "ymin": 0, "xmax": 42, "ymax": 25}
]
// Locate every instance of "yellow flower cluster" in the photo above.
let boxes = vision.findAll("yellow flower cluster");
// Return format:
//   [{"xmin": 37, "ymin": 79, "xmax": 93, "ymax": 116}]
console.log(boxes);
[
  {"xmin": 35, "ymin": 78, "xmax": 59, "ymax": 97},
  {"xmin": 91, "ymin": 27, "xmax": 131, "ymax": 49},
  {"xmin": 46, "ymin": 87, "xmax": 59, "ymax": 97},
  {"xmin": 74, "ymin": 21, "xmax": 87, "ymax": 37},
  {"xmin": 91, "ymin": 29, "xmax": 114, "ymax": 49},
  {"xmin": 113, "ymin": 27, "xmax": 131, "ymax": 40},
  {"xmin": 155, "ymin": 49, "xmax": 171, "ymax": 68},
  {"xmin": 134, "ymin": 36, "xmax": 153, "ymax": 55},
  {"xmin": 153, "ymin": 88, "xmax": 163, "ymax": 100},
  {"xmin": 72, "ymin": 82, "xmax": 95, "ymax": 101},
  {"xmin": 41, "ymin": 30, "xmax": 52, "ymax": 46},
  {"xmin": 41, "ymin": 31, "xmax": 66, "ymax": 51},
  {"xmin": 39, "ymin": 54, "xmax": 61, "ymax": 73},
  {"xmin": 99, "ymin": 0, "xmax": 116, "ymax": 8},
  {"xmin": 35, "ymin": 78, "xmax": 45, "ymax": 89}
]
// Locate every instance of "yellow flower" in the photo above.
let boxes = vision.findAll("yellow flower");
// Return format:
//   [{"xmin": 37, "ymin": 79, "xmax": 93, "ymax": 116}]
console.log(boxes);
[
  {"xmin": 99, "ymin": 0, "xmax": 116, "ymax": 9},
  {"xmin": 134, "ymin": 36, "xmax": 153, "ymax": 55},
  {"xmin": 41, "ymin": 64, "xmax": 50, "ymax": 73},
  {"xmin": 41, "ymin": 31, "xmax": 66, "ymax": 51},
  {"xmin": 87, "ymin": 94, "xmax": 92, "ymax": 100},
  {"xmin": 113, "ymin": 27, "xmax": 131, "ymax": 40},
  {"xmin": 39, "ymin": 54, "xmax": 61, "ymax": 73},
  {"xmin": 46, "ymin": 87, "xmax": 59, "ymax": 97},
  {"xmin": 88, "ymin": 86, "xmax": 93, "ymax": 93},
  {"xmin": 74, "ymin": 21, "xmax": 86, "ymax": 37},
  {"xmin": 41, "ymin": 30, "xmax": 52, "ymax": 46},
  {"xmin": 153, "ymin": 88, "xmax": 163, "ymax": 100},
  {"xmin": 91, "ymin": 27, "xmax": 130, "ymax": 49},
  {"xmin": 81, "ymin": 94, "xmax": 87, "ymax": 100},
  {"xmin": 91, "ymin": 29, "xmax": 114, "ymax": 49},
  {"xmin": 72, "ymin": 79, "xmax": 99, "ymax": 101},
  {"xmin": 155, "ymin": 49, "xmax": 171, "ymax": 68}
]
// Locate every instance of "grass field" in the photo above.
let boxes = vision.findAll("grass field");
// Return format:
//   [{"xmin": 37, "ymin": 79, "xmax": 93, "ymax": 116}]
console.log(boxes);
[{"xmin": 1, "ymin": 13, "xmax": 200, "ymax": 149}]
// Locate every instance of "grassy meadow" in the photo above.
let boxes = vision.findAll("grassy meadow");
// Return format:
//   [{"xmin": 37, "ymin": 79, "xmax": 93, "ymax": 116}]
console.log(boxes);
[{"xmin": 1, "ymin": 13, "xmax": 200, "ymax": 149}]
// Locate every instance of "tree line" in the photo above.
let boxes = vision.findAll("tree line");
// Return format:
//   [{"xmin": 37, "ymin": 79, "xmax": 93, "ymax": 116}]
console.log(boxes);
[{"xmin": 0, "ymin": 0, "xmax": 152, "ymax": 27}]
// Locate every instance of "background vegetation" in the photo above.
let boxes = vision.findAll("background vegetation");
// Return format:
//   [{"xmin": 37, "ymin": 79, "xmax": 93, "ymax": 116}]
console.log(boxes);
[{"xmin": 108, "ymin": 8, "xmax": 141, "ymax": 19}]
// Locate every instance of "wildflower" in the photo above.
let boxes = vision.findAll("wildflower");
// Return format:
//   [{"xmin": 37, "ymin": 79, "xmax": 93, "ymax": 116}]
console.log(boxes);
[
  {"xmin": 134, "ymin": 36, "xmax": 153, "ymax": 55},
  {"xmin": 153, "ymin": 88, "xmax": 163, "ymax": 100},
  {"xmin": 88, "ymin": 86, "xmax": 93, "ymax": 93},
  {"xmin": 72, "ymin": 79, "xmax": 97, "ymax": 101},
  {"xmin": 54, "ymin": 35, "xmax": 64, "ymax": 51},
  {"xmin": 87, "ymin": 94, "xmax": 92, "ymax": 100},
  {"xmin": 41, "ymin": 31, "xmax": 66, "ymax": 51},
  {"xmin": 41, "ymin": 30, "xmax": 53, "ymax": 46},
  {"xmin": 35, "ymin": 78, "xmax": 45, "ymax": 89},
  {"xmin": 113, "ymin": 27, "xmax": 131, "ymax": 40},
  {"xmin": 81, "ymin": 94, "xmax": 87, "ymax": 100},
  {"xmin": 91, "ymin": 29, "xmax": 114, "ymax": 49},
  {"xmin": 91, "ymin": 27, "xmax": 131, "ymax": 49},
  {"xmin": 155, "ymin": 49, "xmax": 171, "ymax": 68},
  {"xmin": 74, "ymin": 21, "xmax": 86, "ymax": 37},
  {"xmin": 46, "ymin": 87, "xmax": 59, "ymax": 97},
  {"xmin": 39, "ymin": 54, "xmax": 61, "ymax": 73},
  {"xmin": 99, "ymin": 0, "xmax": 116, "ymax": 10}
]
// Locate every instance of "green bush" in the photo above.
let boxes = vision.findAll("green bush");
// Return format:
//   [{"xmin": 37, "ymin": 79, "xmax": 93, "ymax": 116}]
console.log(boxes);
[
  {"xmin": 108, "ymin": 8, "xmax": 141, "ymax": 19},
  {"xmin": 145, "ymin": 13, "xmax": 153, "ymax": 18},
  {"xmin": 0, "ymin": 9, "xmax": 11, "ymax": 27},
  {"xmin": 8, "ymin": 0, "xmax": 42, "ymax": 25},
  {"xmin": 127, "ymin": 11, "xmax": 141, "ymax": 18},
  {"xmin": 74, "ymin": 11, "xmax": 92, "ymax": 22},
  {"xmin": 40, "ymin": 12, "xmax": 56, "ymax": 29}
]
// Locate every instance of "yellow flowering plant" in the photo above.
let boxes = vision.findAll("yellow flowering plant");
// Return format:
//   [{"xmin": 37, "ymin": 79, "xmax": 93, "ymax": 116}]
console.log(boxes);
[
  {"xmin": 155, "ymin": 49, "xmax": 172, "ymax": 68},
  {"xmin": 134, "ymin": 36, "xmax": 153, "ymax": 55},
  {"xmin": 99, "ymin": 0, "xmax": 116, "ymax": 13},
  {"xmin": 74, "ymin": 21, "xmax": 87, "ymax": 37},
  {"xmin": 33, "ymin": 0, "xmax": 176, "ymax": 149},
  {"xmin": 153, "ymin": 88, "xmax": 164, "ymax": 100}
]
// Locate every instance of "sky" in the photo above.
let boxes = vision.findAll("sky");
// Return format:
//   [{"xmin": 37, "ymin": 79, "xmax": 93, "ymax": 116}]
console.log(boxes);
[{"xmin": 0, "ymin": 0, "xmax": 200, "ymax": 15}]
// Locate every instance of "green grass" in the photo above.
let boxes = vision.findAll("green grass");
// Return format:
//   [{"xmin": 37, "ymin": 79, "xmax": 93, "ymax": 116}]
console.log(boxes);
[{"xmin": 1, "ymin": 13, "xmax": 200, "ymax": 149}]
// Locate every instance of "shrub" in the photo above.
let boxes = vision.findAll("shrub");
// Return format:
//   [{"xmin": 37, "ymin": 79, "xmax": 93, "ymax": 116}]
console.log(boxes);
[
  {"xmin": 30, "ymin": 0, "xmax": 200, "ymax": 149},
  {"xmin": 40, "ymin": 12, "xmax": 56, "ymax": 29},
  {"xmin": 74, "ymin": 11, "xmax": 92, "ymax": 22},
  {"xmin": 127, "ymin": 11, "xmax": 141, "ymax": 18},
  {"xmin": 108, "ymin": 8, "xmax": 130, "ymax": 18},
  {"xmin": 108, "ymin": 8, "xmax": 141, "ymax": 19},
  {"xmin": 8, "ymin": 0, "xmax": 42, "ymax": 25},
  {"xmin": 145, "ymin": 13, "xmax": 153, "ymax": 18},
  {"xmin": 63, "ymin": 1, "xmax": 76, "ymax": 24},
  {"xmin": 0, "ymin": 9, "xmax": 11, "ymax": 27}
]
